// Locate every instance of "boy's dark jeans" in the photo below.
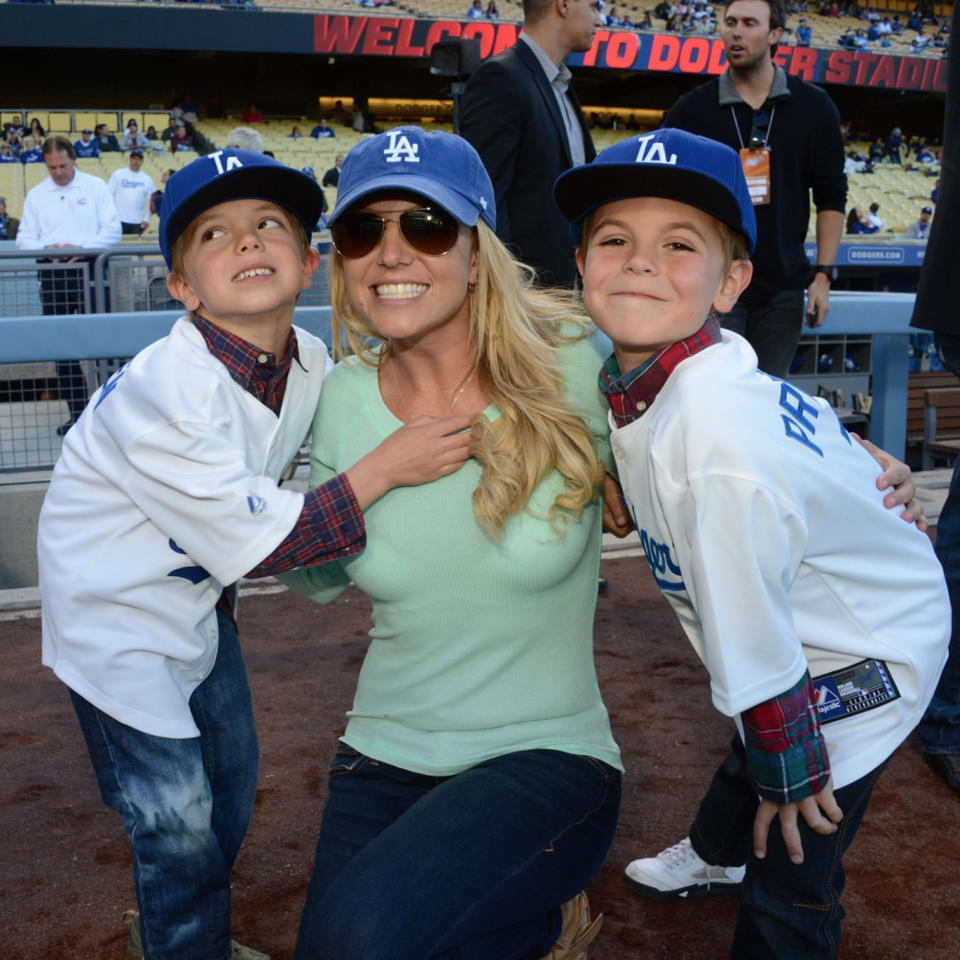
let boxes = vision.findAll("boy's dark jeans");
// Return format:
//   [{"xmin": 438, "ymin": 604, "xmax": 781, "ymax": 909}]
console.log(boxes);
[
  {"xmin": 690, "ymin": 734, "xmax": 884, "ymax": 960},
  {"xmin": 70, "ymin": 610, "xmax": 258, "ymax": 960}
]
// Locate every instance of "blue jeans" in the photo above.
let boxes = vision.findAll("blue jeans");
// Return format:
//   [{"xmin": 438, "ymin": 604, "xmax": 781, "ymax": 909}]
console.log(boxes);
[
  {"xmin": 689, "ymin": 735, "xmax": 884, "ymax": 960},
  {"xmin": 294, "ymin": 745, "xmax": 622, "ymax": 960},
  {"xmin": 917, "ymin": 332, "xmax": 960, "ymax": 755},
  {"xmin": 722, "ymin": 289, "xmax": 805, "ymax": 379},
  {"xmin": 70, "ymin": 610, "xmax": 259, "ymax": 960}
]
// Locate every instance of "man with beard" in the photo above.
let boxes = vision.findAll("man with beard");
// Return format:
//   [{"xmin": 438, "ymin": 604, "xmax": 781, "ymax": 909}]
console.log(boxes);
[
  {"xmin": 460, "ymin": 0, "xmax": 603, "ymax": 287},
  {"xmin": 663, "ymin": 0, "xmax": 846, "ymax": 377}
]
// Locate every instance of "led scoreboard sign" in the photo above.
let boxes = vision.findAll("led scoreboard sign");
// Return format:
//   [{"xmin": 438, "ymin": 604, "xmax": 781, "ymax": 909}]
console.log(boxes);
[{"xmin": 313, "ymin": 15, "xmax": 948, "ymax": 93}]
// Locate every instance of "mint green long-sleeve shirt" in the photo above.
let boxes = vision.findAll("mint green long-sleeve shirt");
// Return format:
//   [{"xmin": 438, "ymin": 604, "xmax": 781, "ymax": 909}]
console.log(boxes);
[{"xmin": 281, "ymin": 335, "xmax": 622, "ymax": 777}]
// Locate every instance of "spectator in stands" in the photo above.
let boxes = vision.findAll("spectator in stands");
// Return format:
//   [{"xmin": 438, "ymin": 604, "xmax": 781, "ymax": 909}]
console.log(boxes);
[
  {"xmin": 322, "ymin": 153, "xmax": 344, "ymax": 187},
  {"xmin": 906, "ymin": 205, "xmax": 933, "ymax": 238},
  {"xmin": 144, "ymin": 125, "xmax": 160, "ymax": 142},
  {"xmin": 120, "ymin": 119, "xmax": 147, "ymax": 153},
  {"xmin": 149, "ymin": 168, "xmax": 176, "ymax": 218},
  {"xmin": 466, "ymin": 0, "xmax": 484, "ymax": 16},
  {"xmin": 640, "ymin": 9, "xmax": 653, "ymax": 26},
  {"xmin": 911, "ymin": 32, "xmax": 929, "ymax": 50},
  {"xmin": 795, "ymin": 16, "xmax": 811, "ymax": 43},
  {"xmin": 180, "ymin": 95, "xmax": 199, "ymax": 124},
  {"xmin": 225, "ymin": 126, "xmax": 263, "ymax": 152},
  {"xmin": 330, "ymin": 99, "xmax": 350, "ymax": 124},
  {"xmin": 28, "ymin": 118, "xmax": 46, "ymax": 141},
  {"xmin": 846, "ymin": 206, "xmax": 879, "ymax": 234},
  {"xmin": 932, "ymin": 176, "xmax": 940, "ymax": 204},
  {"xmin": 0, "ymin": 143, "xmax": 16, "ymax": 163},
  {"xmin": 289, "ymin": 125, "xmax": 304, "ymax": 139},
  {"xmin": 868, "ymin": 135, "xmax": 886, "ymax": 162},
  {"xmin": 486, "ymin": 0, "xmax": 500, "ymax": 17},
  {"xmin": 19, "ymin": 136, "xmax": 44, "ymax": 164},
  {"xmin": 207, "ymin": 95, "xmax": 227, "ymax": 119},
  {"xmin": 242, "ymin": 104, "xmax": 263, "ymax": 124},
  {"xmin": 916, "ymin": 141, "xmax": 938, "ymax": 163},
  {"xmin": 886, "ymin": 125, "xmax": 904, "ymax": 163},
  {"xmin": 16, "ymin": 135, "xmax": 121, "ymax": 435},
  {"xmin": 4, "ymin": 124, "xmax": 22, "ymax": 157},
  {"xmin": 460, "ymin": 0, "xmax": 602, "ymax": 287},
  {"xmin": 867, "ymin": 200, "xmax": 883, "ymax": 229},
  {"xmin": 908, "ymin": 10, "xmax": 922, "ymax": 30},
  {"xmin": 892, "ymin": 14, "xmax": 903, "ymax": 33},
  {"xmin": 108, "ymin": 149, "xmax": 155, "ymax": 236},
  {"xmin": 6, "ymin": 114, "xmax": 24, "ymax": 137},
  {"xmin": 310, "ymin": 118, "xmax": 336, "ymax": 138},
  {"xmin": 171, "ymin": 121, "xmax": 193, "ymax": 153},
  {"xmin": 300, "ymin": 165, "xmax": 329, "ymax": 224},
  {"xmin": 95, "ymin": 123, "xmax": 120, "ymax": 153},
  {"xmin": 0, "ymin": 196, "xmax": 18, "ymax": 241},
  {"xmin": 160, "ymin": 116, "xmax": 178, "ymax": 144}
]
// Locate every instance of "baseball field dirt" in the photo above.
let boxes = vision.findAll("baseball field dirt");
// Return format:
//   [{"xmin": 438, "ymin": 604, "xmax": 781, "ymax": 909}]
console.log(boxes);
[{"xmin": 2, "ymin": 555, "xmax": 957, "ymax": 958}]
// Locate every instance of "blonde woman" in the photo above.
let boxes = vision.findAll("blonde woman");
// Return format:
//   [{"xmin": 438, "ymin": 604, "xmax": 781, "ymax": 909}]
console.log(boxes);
[{"xmin": 282, "ymin": 127, "xmax": 622, "ymax": 959}]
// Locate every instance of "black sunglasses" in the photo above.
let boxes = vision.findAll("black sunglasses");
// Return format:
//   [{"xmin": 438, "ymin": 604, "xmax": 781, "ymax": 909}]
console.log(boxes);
[{"xmin": 331, "ymin": 207, "xmax": 461, "ymax": 259}]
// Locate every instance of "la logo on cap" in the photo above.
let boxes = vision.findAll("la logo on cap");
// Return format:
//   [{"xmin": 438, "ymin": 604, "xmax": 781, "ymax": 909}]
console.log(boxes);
[
  {"xmin": 208, "ymin": 150, "xmax": 244, "ymax": 175},
  {"xmin": 383, "ymin": 131, "xmax": 420, "ymax": 164},
  {"xmin": 634, "ymin": 133, "xmax": 677, "ymax": 166}
]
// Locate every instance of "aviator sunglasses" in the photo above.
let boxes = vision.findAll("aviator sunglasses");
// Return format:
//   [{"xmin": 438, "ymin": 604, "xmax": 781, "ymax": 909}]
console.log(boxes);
[{"xmin": 331, "ymin": 206, "xmax": 462, "ymax": 259}]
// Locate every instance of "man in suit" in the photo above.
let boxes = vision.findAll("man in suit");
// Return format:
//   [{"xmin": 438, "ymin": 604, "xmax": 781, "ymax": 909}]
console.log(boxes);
[{"xmin": 460, "ymin": 0, "xmax": 602, "ymax": 287}]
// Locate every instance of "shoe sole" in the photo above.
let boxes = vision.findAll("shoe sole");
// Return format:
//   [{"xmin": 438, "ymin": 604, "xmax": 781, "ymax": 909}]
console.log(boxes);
[{"xmin": 623, "ymin": 870, "xmax": 742, "ymax": 900}]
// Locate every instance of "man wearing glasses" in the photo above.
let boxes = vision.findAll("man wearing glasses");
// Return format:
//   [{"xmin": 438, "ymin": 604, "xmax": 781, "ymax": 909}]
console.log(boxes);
[
  {"xmin": 460, "ymin": 0, "xmax": 604, "ymax": 288},
  {"xmin": 664, "ymin": 0, "xmax": 846, "ymax": 378}
]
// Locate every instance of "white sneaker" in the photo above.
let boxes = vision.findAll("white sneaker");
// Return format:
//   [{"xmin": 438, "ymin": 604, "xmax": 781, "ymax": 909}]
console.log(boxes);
[{"xmin": 623, "ymin": 837, "xmax": 745, "ymax": 900}]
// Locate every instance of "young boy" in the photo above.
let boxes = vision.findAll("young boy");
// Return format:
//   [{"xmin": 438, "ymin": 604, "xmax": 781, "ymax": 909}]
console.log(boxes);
[
  {"xmin": 38, "ymin": 149, "xmax": 472, "ymax": 960},
  {"xmin": 554, "ymin": 129, "xmax": 950, "ymax": 958}
]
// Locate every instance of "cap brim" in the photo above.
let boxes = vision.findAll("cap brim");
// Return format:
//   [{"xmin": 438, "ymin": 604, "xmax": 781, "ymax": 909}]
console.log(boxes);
[
  {"xmin": 556, "ymin": 164, "xmax": 750, "ymax": 250},
  {"xmin": 164, "ymin": 165, "xmax": 324, "ymax": 264},
  {"xmin": 329, "ymin": 173, "xmax": 480, "ymax": 228}
]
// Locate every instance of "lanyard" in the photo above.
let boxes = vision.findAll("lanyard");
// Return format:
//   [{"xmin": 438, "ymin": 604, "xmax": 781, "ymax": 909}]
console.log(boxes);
[{"xmin": 730, "ymin": 104, "xmax": 776, "ymax": 149}]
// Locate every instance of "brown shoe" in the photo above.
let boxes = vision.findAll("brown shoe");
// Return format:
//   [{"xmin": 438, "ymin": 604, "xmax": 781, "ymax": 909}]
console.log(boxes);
[
  {"xmin": 122, "ymin": 909, "xmax": 271, "ymax": 960},
  {"xmin": 539, "ymin": 892, "xmax": 603, "ymax": 960}
]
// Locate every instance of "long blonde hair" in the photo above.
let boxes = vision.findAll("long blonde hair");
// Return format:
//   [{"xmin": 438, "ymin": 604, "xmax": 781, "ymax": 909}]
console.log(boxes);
[{"xmin": 330, "ymin": 218, "xmax": 605, "ymax": 539}]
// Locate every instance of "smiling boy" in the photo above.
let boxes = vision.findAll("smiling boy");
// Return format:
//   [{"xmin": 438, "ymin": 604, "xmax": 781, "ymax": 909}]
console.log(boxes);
[
  {"xmin": 555, "ymin": 129, "xmax": 949, "ymax": 957},
  {"xmin": 38, "ymin": 149, "xmax": 471, "ymax": 960}
]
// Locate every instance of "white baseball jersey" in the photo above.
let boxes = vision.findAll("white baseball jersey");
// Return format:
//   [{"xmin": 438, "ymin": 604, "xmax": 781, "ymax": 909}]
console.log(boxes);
[
  {"xmin": 39, "ymin": 318, "xmax": 331, "ymax": 738},
  {"xmin": 610, "ymin": 332, "xmax": 949, "ymax": 789},
  {"xmin": 108, "ymin": 166, "xmax": 156, "ymax": 224}
]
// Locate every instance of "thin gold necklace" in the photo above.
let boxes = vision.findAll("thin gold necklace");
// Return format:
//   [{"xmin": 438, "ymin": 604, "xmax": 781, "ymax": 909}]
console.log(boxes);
[{"xmin": 390, "ymin": 358, "xmax": 478, "ymax": 420}]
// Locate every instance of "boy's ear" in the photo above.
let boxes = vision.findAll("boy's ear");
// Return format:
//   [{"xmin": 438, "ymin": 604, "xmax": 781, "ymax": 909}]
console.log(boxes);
[
  {"xmin": 575, "ymin": 245, "xmax": 586, "ymax": 279},
  {"xmin": 713, "ymin": 259, "xmax": 753, "ymax": 315},
  {"xmin": 300, "ymin": 245, "xmax": 322, "ymax": 291},
  {"xmin": 166, "ymin": 272, "xmax": 201, "ymax": 312}
]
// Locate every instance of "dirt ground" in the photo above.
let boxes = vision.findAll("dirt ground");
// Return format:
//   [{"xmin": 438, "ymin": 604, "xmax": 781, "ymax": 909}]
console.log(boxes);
[{"xmin": 2, "ymin": 555, "xmax": 958, "ymax": 959}]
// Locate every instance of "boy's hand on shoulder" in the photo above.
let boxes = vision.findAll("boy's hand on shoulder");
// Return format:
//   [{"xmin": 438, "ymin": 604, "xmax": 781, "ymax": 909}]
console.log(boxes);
[
  {"xmin": 346, "ymin": 416, "xmax": 474, "ymax": 509},
  {"xmin": 752, "ymin": 779, "xmax": 843, "ymax": 865},
  {"xmin": 852, "ymin": 434, "xmax": 927, "ymax": 531}
]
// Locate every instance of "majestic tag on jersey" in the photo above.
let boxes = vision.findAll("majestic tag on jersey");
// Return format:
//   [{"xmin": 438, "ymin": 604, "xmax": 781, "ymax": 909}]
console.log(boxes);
[
  {"xmin": 813, "ymin": 658, "xmax": 900, "ymax": 724},
  {"xmin": 739, "ymin": 147, "xmax": 771, "ymax": 206}
]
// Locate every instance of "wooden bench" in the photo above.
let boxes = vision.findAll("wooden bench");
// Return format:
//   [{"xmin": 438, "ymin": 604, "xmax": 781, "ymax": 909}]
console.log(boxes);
[
  {"xmin": 907, "ymin": 371, "xmax": 958, "ymax": 460},
  {"xmin": 923, "ymin": 386, "xmax": 960, "ymax": 469}
]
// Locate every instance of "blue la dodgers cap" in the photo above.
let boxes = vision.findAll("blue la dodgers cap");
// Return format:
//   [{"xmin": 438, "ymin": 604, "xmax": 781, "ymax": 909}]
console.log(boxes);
[
  {"xmin": 329, "ymin": 126, "xmax": 496, "ymax": 231},
  {"xmin": 554, "ymin": 128, "xmax": 757, "ymax": 254},
  {"xmin": 158, "ymin": 148, "xmax": 325, "ymax": 267}
]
